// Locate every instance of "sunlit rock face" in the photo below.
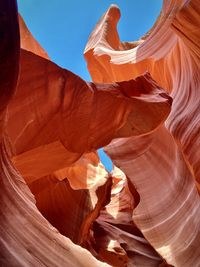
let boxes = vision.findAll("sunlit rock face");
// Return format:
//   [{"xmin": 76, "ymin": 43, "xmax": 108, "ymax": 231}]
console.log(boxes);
[
  {"xmin": 0, "ymin": 0, "xmax": 199, "ymax": 267},
  {"xmin": 85, "ymin": 0, "xmax": 200, "ymax": 266}
]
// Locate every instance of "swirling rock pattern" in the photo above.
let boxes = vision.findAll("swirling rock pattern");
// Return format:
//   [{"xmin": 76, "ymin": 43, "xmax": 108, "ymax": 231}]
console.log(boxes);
[
  {"xmin": 0, "ymin": 0, "xmax": 199, "ymax": 266},
  {"xmin": 0, "ymin": 2, "xmax": 111, "ymax": 266},
  {"xmin": 85, "ymin": 0, "xmax": 200, "ymax": 266},
  {"xmin": 93, "ymin": 166, "xmax": 164, "ymax": 267}
]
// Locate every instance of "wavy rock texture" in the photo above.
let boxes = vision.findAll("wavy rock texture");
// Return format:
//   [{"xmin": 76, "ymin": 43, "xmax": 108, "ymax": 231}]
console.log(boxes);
[
  {"xmin": 93, "ymin": 166, "xmax": 164, "ymax": 267},
  {"xmin": 27, "ymin": 152, "xmax": 113, "ymax": 247},
  {"xmin": 85, "ymin": 0, "xmax": 200, "ymax": 266},
  {"xmin": 0, "ymin": 2, "xmax": 111, "ymax": 266},
  {"xmin": 0, "ymin": 1, "xmax": 172, "ymax": 267},
  {"xmin": 1, "ymin": 0, "xmax": 199, "ymax": 266}
]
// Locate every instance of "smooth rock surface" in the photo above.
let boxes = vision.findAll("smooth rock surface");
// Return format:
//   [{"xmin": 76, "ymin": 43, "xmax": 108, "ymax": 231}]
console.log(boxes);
[
  {"xmin": 1, "ymin": 0, "xmax": 199, "ymax": 266},
  {"xmin": 84, "ymin": 0, "xmax": 200, "ymax": 266}
]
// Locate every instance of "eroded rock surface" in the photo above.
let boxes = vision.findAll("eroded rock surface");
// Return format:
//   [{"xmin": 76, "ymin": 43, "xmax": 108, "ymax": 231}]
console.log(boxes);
[
  {"xmin": 85, "ymin": 0, "xmax": 200, "ymax": 266},
  {"xmin": 0, "ymin": 0, "xmax": 199, "ymax": 266}
]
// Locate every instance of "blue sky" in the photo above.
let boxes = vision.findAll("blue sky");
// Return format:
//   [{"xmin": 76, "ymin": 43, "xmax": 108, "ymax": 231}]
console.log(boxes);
[{"xmin": 18, "ymin": 0, "xmax": 162, "ymax": 171}]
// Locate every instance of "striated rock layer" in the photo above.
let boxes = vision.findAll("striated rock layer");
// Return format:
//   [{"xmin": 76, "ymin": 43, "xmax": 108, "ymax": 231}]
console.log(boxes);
[
  {"xmin": 1, "ymin": 1, "xmax": 171, "ymax": 267},
  {"xmin": 1, "ymin": 0, "xmax": 200, "ymax": 266},
  {"xmin": 1, "ymin": 2, "xmax": 111, "ymax": 266},
  {"xmin": 84, "ymin": 0, "xmax": 200, "ymax": 266}
]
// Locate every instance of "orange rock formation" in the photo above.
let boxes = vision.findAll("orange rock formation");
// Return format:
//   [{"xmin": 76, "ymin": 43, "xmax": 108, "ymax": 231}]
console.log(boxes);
[{"xmin": 0, "ymin": 0, "xmax": 199, "ymax": 266}]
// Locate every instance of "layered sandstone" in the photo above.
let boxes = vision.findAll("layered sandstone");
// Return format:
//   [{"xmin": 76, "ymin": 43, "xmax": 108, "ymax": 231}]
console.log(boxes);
[
  {"xmin": 84, "ymin": 1, "xmax": 200, "ymax": 266},
  {"xmin": 0, "ymin": 0, "xmax": 199, "ymax": 267}
]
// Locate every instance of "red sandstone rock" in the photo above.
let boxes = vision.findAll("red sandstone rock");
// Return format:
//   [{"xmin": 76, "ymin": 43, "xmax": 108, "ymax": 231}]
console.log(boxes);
[
  {"xmin": 6, "ymin": 47, "xmax": 171, "ymax": 187},
  {"xmin": 19, "ymin": 14, "xmax": 49, "ymax": 59},
  {"xmin": 0, "ymin": 2, "xmax": 111, "ymax": 266},
  {"xmin": 1, "ymin": 0, "xmax": 200, "ymax": 266},
  {"xmin": 27, "ymin": 152, "xmax": 112, "ymax": 247},
  {"xmin": 5, "ymin": 23, "xmax": 170, "ymax": 267},
  {"xmin": 84, "ymin": 1, "xmax": 200, "ymax": 266},
  {"xmin": 94, "ymin": 166, "xmax": 164, "ymax": 267}
]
